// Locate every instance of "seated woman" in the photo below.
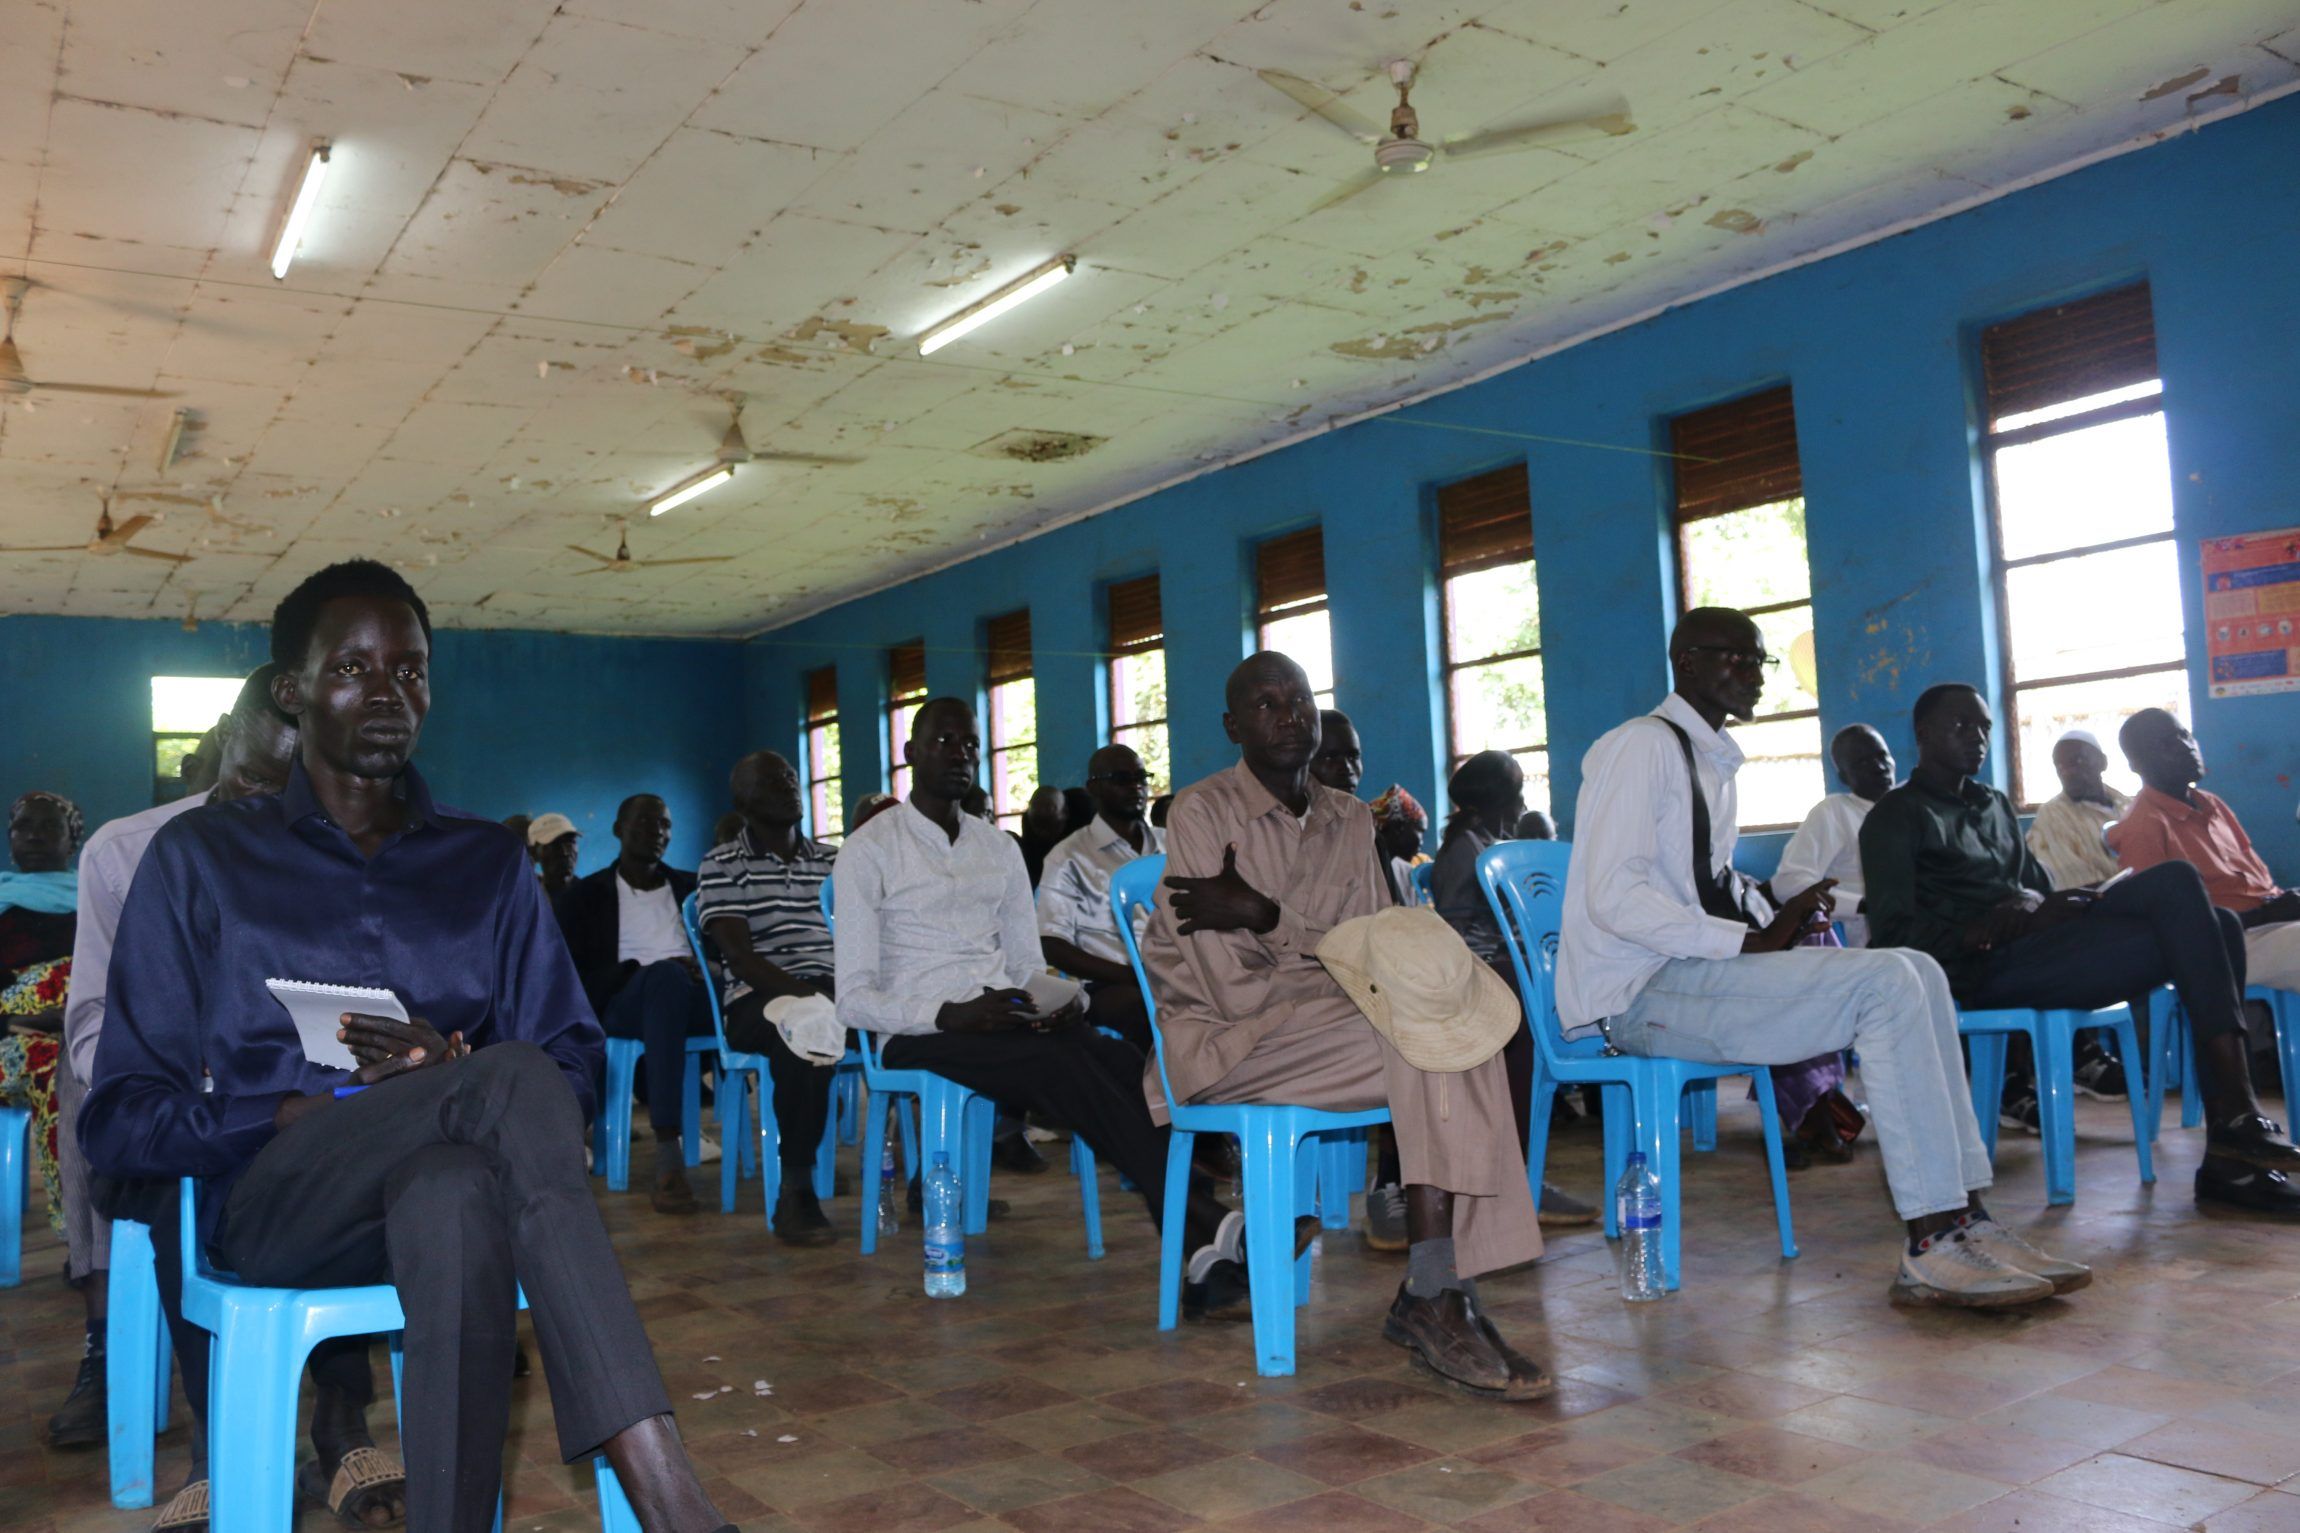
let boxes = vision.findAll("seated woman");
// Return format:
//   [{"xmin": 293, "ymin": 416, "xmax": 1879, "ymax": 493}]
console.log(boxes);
[
  {"xmin": 0, "ymin": 791, "xmax": 97, "ymax": 1446},
  {"xmin": 1425, "ymin": 753, "xmax": 1595, "ymax": 1229}
]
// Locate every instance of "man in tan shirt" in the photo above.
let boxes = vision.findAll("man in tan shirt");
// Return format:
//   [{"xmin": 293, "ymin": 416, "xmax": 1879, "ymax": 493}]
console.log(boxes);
[{"xmin": 1143, "ymin": 653, "xmax": 1546, "ymax": 1400}]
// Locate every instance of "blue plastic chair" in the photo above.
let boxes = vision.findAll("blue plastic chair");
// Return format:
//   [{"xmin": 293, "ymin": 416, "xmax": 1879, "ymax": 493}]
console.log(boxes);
[
  {"xmin": 819, "ymin": 879, "xmax": 1105, "ymax": 1262},
  {"xmin": 104, "ymin": 1218, "xmax": 174, "ymax": 1508},
  {"xmin": 1475, "ymin": 840, "xmax": 1797, "ymax": 1291},
  {"xmin": 174, "ymin": 1178, "xmax": 640, "ymax": 1533},
  {"xmin": 1960, "ymin": 1003, "xmax": 2152, "ymax": 1205},
  {"xmin": 1109, "ymin": 855, "xmax": 1387, "ymax": 1377},
  {"xmin": 593, "ymin": 1028, "xmax": 720, "ymax": 1191},
  {"xmin": 679, "ymin": 893, "xmax": 836, "ymax": 1225},
  {"xmin": 2148, "ymin": 983, "xmax": 2299, "ymax": 1142},
  {"xmin": 1407, "ymin": 860, "xmax": 1433, "ymax": 907},
  {"xmin": 0, "ymin": 1103, "xmax": 26, "ymax": 1287}
]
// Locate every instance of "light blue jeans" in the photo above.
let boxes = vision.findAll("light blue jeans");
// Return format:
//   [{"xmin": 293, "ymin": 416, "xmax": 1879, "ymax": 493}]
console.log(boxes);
[{"xmin": 1608, "ymin": 945, "xmax": 1990, "ymax": 1220}]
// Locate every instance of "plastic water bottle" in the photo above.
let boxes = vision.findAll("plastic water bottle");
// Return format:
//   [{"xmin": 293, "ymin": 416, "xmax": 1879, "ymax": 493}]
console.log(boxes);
[
  {"xmin": 922, "ymin": 1152, "xmax": 965, "ymax": 1298},
  {"xmin": 1616, "ymin": 1151, "xmax": 1664, "ymax": 1303},
  {"xmin": 876, "ymin": 1134, "xmax": 900, "ymax": 1238}
]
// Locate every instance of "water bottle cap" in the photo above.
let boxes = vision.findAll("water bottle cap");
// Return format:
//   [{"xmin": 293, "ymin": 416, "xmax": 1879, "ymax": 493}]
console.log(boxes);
[
  {"xmin": 1624, "ymin": 1151, "xmax": 1646, "ymax": 1168},
  {"xmin": 931, "ymin": 1152, "xmax": 951, "ymax": 1168}
]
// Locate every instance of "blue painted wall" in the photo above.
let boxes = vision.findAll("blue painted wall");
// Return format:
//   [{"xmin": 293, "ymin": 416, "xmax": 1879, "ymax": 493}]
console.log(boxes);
[
  {"xmin": 0, "ymin": 615, "xmax": 746, "ymax": 875},
  {"xmin": 745, "ymin": 96, "xmax": 2300, "ymax": 881}
]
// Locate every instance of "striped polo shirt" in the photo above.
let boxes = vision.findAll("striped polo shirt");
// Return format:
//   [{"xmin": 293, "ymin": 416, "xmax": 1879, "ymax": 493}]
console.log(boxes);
[{"xmin": 696, "ymin": 825, "xmax": 837, "ymax": 1001}]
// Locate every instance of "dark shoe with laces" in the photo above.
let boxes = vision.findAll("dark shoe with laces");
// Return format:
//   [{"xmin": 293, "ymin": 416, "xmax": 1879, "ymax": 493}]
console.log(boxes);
[
  {"xmin": 991, "ymin": 1134, "xmax": 1049, "ymax": 1174},
  {"xmin": 1999, "ymin": 1089, "xmax": 2042, "ymax": 1136},
  {"xmin": 2206, "ymin": 1112, "xmax": 2300, "ymax": 1174},
  {"xmin": 2197, "ymin": 1153, "xmax": 2300, "ymax": 1215},
  {"xmin": 2071, "ymin": 1053, "xmax": 2127, "ymax": 1100},
  {"xmin": 773, "ymin": 1185, "xmax": 838, "ymax": 1247},
  {"xmin": 47, "ymin": 1342, "xmax": 106, "ymax": 1448}
]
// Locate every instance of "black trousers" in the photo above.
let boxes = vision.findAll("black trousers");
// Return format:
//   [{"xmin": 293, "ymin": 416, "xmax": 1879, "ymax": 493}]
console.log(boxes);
[
  {"xmin": 216, "ymin": 1044, "xmax": 672, "ymax": 1533},
  {"xmin": 880, "ymin": 1027, "xmax": 1169, "ymax": 1222},
  {"xmin": 600, "ymin": 959, "xmax": 713, "ymax": 1139},
  {"xmin": 721, "ymin": 990, "xmax": 839, "ymax": 1175},
  {"xmin": 1081, "ymin": 980, "xmax": 1151, "ymax": 1054},
  {"xmin": 1964, "ymin": 862, "xmax": 2250, "ymax": 1045}
]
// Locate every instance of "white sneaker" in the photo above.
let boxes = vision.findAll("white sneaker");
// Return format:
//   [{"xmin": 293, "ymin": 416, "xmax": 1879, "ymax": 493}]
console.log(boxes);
[
  {"xmin": 1889, "ymin": 1229, "xmax": 2056, "ymax": 1309},
  {"xmin": 1960, "ymin": 1217, "xmax": 2091, "ymax": 1294},
  {"xmin": 694, "ymin": 1137, "xmax": 721, "ymax": 1165}
]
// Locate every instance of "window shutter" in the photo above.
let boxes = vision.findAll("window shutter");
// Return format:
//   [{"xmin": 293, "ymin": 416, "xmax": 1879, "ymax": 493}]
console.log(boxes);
[
  {"xmin": 1437, "ymin": 465, "xmax": 1534, "ymax": 576},
  {"xmin": 1670, "ymin": 385, "xmax": 1802, "ymax": 523},
  {"xmin": 805, "ymin": 665, "xmax": 838, "ymax": 723},
  {"xmin": 1107, "ymin": 574, "xmax": 1163, "ymax": 654},
  {"xmin": 889, "ymin": 640, "xmax": 926, "ymax": 702},
  {"xmin": 1981, "ymin": 281, "xmax": 2157, "ymax": 424},
  {"xmin": 1255, "ymin": 526, "xmax": 1327, "ymax": 618},
  {"xmin": 985, "ymin": 609, "xmax": 1033, "ymax": 683}
]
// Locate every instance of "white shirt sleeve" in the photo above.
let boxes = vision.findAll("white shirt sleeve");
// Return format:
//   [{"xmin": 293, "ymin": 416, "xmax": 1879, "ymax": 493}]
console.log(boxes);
[
  {"xmin": 64, "ymin": 825, "xmax": 137, "ymax": 1086},
  {"xmin": 1575, "ymin": 722, "xmax": 1750, "ymax": 962},
  {"xmin": 1036, "ymin": 844, "xmax": 1087, "ymax": 946},
  {"xmin": 1772, "ymin": 798, "xmax": 1843, "ymax": 902}
]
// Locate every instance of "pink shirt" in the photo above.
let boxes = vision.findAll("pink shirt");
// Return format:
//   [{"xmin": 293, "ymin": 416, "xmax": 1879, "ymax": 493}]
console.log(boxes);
[{"xmin": 2106, "ymin": 785, "xmax": 2281, "ymax": 912}]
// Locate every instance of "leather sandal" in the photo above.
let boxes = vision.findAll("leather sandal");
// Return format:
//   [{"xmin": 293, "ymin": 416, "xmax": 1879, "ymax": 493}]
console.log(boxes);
[
  {"xmin": 297, "ymin": 1444, "xmax": 407, "ymax": 1529},
  {"xmin": 152, "ymin": 1478, "xmax": 209, "ymax": 1532}
]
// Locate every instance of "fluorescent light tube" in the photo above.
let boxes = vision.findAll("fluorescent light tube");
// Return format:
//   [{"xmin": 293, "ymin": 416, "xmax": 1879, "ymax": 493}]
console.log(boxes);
[
  {"xmin": 917, "ymin": 255, "xmax": 1075, "ymax": 356},
  {"xmin": 271, "ymin": 143, "xmax": 331, "ymax": 280},
  {"xmin": 648, "ymin": 464, "xmax": 735, "ymax": 517}
]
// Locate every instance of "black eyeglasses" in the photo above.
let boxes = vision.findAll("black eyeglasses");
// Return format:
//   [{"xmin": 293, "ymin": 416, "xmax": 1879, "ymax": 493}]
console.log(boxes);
[
  {"xmin": 1090, "ymin": 770, "xmax": 1151, "ymax": 786},
  {"xmin": 1681, "ymin": 645, "xmax": 1778, "ymax": 672}
]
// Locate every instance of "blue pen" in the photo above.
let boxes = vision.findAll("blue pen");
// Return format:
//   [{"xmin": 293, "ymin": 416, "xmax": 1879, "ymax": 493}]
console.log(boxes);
[{"xmin": 333, "ymin": 1084, "xmax": 369, "ymax": 1099}]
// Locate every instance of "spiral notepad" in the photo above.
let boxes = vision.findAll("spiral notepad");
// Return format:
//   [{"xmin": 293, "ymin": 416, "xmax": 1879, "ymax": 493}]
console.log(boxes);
[{"xmin": 264, "ymin": 979, "xmax": 406, "ymax": 1072}]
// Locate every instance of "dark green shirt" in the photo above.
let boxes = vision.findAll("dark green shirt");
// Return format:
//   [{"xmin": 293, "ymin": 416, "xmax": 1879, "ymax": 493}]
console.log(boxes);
[{"xmin": 1859, "ymin": 774, "xmax": 2054, "ymax": 993}]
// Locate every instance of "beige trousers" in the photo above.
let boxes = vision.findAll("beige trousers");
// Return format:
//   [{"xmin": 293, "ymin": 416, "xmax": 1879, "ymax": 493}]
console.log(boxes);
[{"xmin": 1156, "ymin": 1004, "xmax": 1542, "ymax": 1279}]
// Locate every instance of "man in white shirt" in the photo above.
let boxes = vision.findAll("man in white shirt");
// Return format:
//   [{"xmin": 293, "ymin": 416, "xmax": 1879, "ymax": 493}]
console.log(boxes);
[
  {"xmin": 2026, "ymin": 731, "xmax": 2129, "ymax": 888},
  {"xmin": 554, "ymin": 794, "xmax": 707, "ymax": 1214},
  {"xmin": 835, "ymin": 699, "xmax": 1240, "ymax": 1307},
  {"xmin": 1772, "ymin": 724, "xmax": 1896, "ymax": 948},
  {"xmin": 1559, "ymin": 607, "xmax": 2084, "ymax": 1309},
  {"xmin": 67, "ymin": 666, "xmax": 407, "ymax": 1526},
  {"xmin": 1037, "ymin": 743, "xmax": 1164, "ymax": 1050}
]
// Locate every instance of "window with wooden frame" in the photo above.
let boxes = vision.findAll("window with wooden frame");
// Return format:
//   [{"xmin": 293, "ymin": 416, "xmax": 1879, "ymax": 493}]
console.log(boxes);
[
  {"xmin": 984, "ymin": 609, "xmax": 1039, "ymax": 828},
  {"xmin": 1438, "ymin": 465, "xmax": 1550, "ymax": 812},
  {"xmin": 887, "ymin": 639, "xmax": 927, "ymax": 802},
  {"xmin": 150, "ymin": 675, "xmax": 242, "ymax": 805},
  {"xmin": 1671, "ymin": 385, "xmax": 1824, "ymax": 829},
  {"xmin": 803, "ymin": 665, "xmax": 844, "ymax": 841},
  {"xmin": 1106, "ymin": 574, "xmax": 1170, "ymax": 792},
  {"xmin": 1255, "ymin": 526, "xmax": 1333, "ymax": 706},
  {"xmin": 1981, "ymin": 281, "xmax": 2186, "ymax": 806}
]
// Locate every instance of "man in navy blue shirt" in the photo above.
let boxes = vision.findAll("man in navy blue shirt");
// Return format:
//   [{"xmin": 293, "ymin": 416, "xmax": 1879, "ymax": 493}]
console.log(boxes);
[{"xmin": 81, "ymin": 560, "xmax": 734, "ymax": 1533}]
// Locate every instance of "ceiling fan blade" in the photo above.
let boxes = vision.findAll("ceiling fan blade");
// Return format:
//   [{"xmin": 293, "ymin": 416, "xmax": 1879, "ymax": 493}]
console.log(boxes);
[
  {"xmin": 29, "ymin": 380, "xmax": 184, "ymax": 399},
  {"xmin": 123, "ymin": 544, "xmax": 193, "ymax": 564},
  {"xmin": 1441, "ymin": 110, "xmax": 1636, "ymax": 162},
  {"xmin": 575, "ymin": 565, "xmax": 622, "ymax": 576},
  {"xmin": 1257, "ymin": 69, "xmax": 1385, "ymax": 143},
  {"xmin": 0, "ymin": 544, "xmax": 93, "ymax": 554},
  {"xmin": 108, "ymin": 513, "xmax": 156, "ymax": 542},
  {"xmin": 749, "ymin": 450, "xmax": 866, "ymax": 466},
  {"xmin": 631, "ymin": 556, "xmax": 736, "ymax": 568},
  {"xmin": 1307, "ymin": 168, "xmax": 1388, "ymax": 214},
  {"xmin": 565, "ymin": 545, "xmax": 616, "ymax": 563}
]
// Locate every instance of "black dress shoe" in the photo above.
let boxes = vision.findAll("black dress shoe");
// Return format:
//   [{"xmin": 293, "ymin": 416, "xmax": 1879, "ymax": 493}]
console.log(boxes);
[
  {"xmin": 773, "ymin": 1186, "xmax": 838, "ymax": 1247},
  {"xmin": 1183, "ymin": 1257, "xmax": 1252, "ymax": 1322},
  {"xmin": 2197, "ymin": 1154, "xmax": 2300, "ymax": 1215},
  {"xmin": 991, "ymin": 1135, "xmax": 1050, "ymax": 1174},
  {"xmin": 2206, "ymin": 1112, "xmax": 2300, "ymax": 1174},
  {"xmin": 47, "ymin": 1343, "xmax": 106, "ymax": 1448},
  {"xmin": 1381, "ymin": 1286, "xmax": 1550, "ymax": 1401}
]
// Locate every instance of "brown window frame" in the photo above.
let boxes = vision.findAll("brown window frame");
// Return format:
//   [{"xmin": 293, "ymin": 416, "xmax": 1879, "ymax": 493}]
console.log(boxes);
[{"xmin": 1436, "ymin": 465, "xmax": 1546, "ymax": 773}]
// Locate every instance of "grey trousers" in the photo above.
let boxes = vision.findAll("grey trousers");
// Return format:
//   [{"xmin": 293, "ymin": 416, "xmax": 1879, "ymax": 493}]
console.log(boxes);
[{"xmin": 57, "ymin": 1063, "xmax": 110, "ymax": 1279}]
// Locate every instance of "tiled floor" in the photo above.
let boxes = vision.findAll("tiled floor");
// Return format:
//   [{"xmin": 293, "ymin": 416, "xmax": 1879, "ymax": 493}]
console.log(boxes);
[{"xmin": 6, "ymin": 1087, "xmax": 2298, "ymax": 1532}]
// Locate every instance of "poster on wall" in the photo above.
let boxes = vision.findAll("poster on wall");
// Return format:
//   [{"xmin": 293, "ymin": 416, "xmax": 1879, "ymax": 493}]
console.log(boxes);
[{"xmin": 2202, "ymin": 528, "xmax": 2300, "ymax": 698}]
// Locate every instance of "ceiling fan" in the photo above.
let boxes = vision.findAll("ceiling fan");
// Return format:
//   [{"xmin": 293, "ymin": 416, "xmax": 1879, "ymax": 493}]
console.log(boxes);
[
  {"xmin": 1258, "ymin": 60, "xmax": 1635, "ymax": 212},
  {"xmin": 712, "ymin": 397, "xmax": 865, "ymax": 467},
  {"xmin": 0, "ymin": 498, "xmax": 193, "ymax": 563},
  {"xmin": 1, "ymin": 278, "xmax": 181, "ymax": 400},
  {"xmin": 567, "ymin": 526, "xmax": 734, "ymax": 576}
]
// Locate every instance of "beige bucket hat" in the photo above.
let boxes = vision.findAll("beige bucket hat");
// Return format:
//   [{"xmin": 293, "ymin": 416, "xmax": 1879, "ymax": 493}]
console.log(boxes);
[{"xmin": 1315, "ymin": 906, "xmax": 1520, "ymax": 1072}]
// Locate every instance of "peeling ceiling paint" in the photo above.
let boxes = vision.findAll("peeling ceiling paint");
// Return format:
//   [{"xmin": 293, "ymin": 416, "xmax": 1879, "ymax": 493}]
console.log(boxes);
[{"xmin": 0, "ymin": 0, "xmax": 2295, "ymax": 637}]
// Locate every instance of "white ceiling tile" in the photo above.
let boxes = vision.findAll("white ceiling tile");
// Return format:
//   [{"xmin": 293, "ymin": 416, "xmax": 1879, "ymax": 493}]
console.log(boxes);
[
  {"xmin": 460, "ymin": 13, "xmax": 738, "ymax": 183},
  {"xmin": 520, "ymin": 244, "xmax": 712, "ymax": 328},
  {"xmin": 688, "ymin": 0, "xmax": 1035, "ymax": 152},
  {"xmin": 558, "ymin": 0, "xmax": 803, "ymax": 49},
  {"xmin": 938, "ymin": 2, "xmax": 1249, "ymax": 118},
  {"xmin": 300, "ymin": 2, "xmax": 560, "ymax": 87},
  {"xmin": 788, "ymin": 91, "xmax": 1071, "ymax": 236},
  {"xmin": 583, "ymin": 128, "xmax": 835, "ymax": 265},
  {"xmin": 56, "ymin": 0, "xmax": 309, "ymax": 128},
  {"xmin": 35, "ymin": 96, "xmax": 258, "ymax": 252},
  {"xmin": 668, "ymin": 212, "xmax": 922, "ymax": 335}
]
